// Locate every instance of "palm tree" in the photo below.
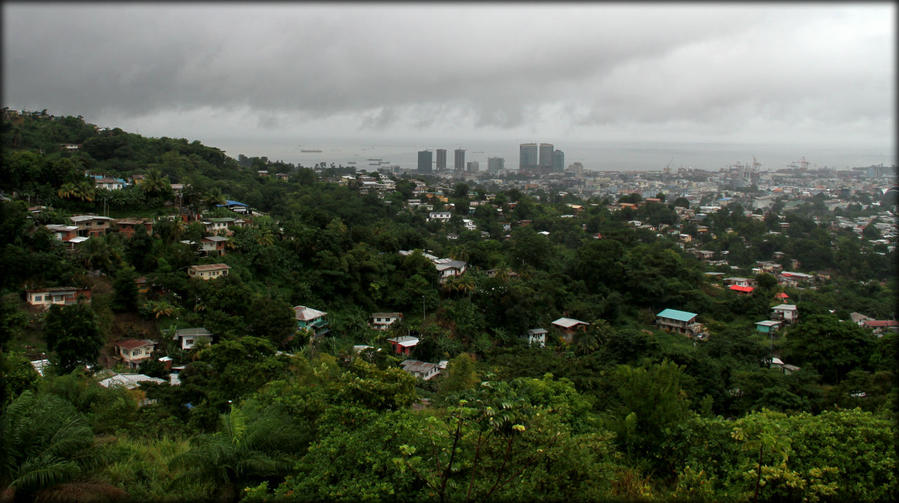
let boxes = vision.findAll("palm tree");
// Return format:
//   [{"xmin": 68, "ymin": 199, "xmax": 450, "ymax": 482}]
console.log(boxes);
[
  {"xmin": 171, "ymin": 405, "xmax": 305, "ymax": 502},
  {"xmin": 0, "ymin": 391, "xmax": 99, "ymax": 501},
  {"xmin": 202, "ymin": 188, "xmax": 227, "ymax": 210},
  {"xmin": 141, "ymin": 168, "xmax": 172, "ymax": 199}
]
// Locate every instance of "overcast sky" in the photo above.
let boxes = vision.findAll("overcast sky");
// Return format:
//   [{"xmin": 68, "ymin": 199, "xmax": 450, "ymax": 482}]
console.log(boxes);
[{"xmin": 3, "ymin": 2, "xmax": 895, "ymax": 167}]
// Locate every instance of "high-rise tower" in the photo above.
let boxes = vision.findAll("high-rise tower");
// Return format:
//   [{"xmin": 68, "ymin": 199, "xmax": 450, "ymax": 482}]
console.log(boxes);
[
  {"xmin": 417, "ymin": 150, "xmax": 432, "ymax": 173},
  {"xmin": 519, "ymin": 143, "xmax": 538, "ymax": 172},
  {"xmin": 454, "ymin": 149, "xmax": 466, "ymax": 177},
  {"xmin": 539, "ymin": 143, "xmax": 554, "ymax": 171},
  {"xmin": 436, "ymin": 149, "xmax": 447, "ymax": 172}
]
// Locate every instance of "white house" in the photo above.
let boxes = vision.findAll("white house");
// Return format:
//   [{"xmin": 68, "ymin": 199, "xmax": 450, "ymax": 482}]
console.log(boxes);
[
  {"xmin": 525, "ymin": 328, "xmax": 547, "ymax": 347},
  {"xmin": 173, "ymin": 327, "xmax": 213, "ymax": 351},
  {"xmin": 428, "ymin": 212, "xmax": 453, "ymax": 222},
  {"xmin": 771, "ymin": 304, "xmax": 799, "ymax": 324},
  {"xmin": 400, "ymin": 359, "xmax": 440, "ymax": 380},
  {"xmin": 371, "ymin": 312, "xmax": 403, "ymax": 331}
]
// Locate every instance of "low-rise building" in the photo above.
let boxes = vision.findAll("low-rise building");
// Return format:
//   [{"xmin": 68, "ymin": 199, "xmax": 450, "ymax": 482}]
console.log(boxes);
[
  {"xmin": 173, "ymin": 327, "xmax": 213, "ymax": 350},
  {"xmin": 26, "ymin": 287, "xmax": 91, "ymax": 308},
  {"xmin": 200, "ymin": 236, "xmax": 229, "ymax": 256},
  {"xmin": 69, "ymin": 215, "xmax": 114, "ymax": 237},
  {"xmin": 771, "ymin": 304, "xmax": 799, "ymax": 324},
  {"xmin": 400, "ymin": 359, "xmax": 440, "ymax": 380},
  {"xmin": 187, "ymin": 263, "xmax": 231, "ymax": 280},
  {"xmin": 551, "ymin": 317, "xmax": 590, "ymax": 343},
  {"xmin": 371, "ymin": 312, "xmax": 403, "ymax": 331},
  {"xmin": 114, "ymin": 339, "xmax": 157, "ymax": 369},
  {"xmin": 294, "ymin": 305, "xmax": 329, "ymax": 338},
  {"xmin": 387, "ymin": 335, "xmax": 419, "ymax": 355},
  {"xmin": 524, "ymin": 328, "xmax": 547, "ymax": 347},
  {"xmin": 655, "ymin": 308, "xmax": 701, "ymax": 336}
]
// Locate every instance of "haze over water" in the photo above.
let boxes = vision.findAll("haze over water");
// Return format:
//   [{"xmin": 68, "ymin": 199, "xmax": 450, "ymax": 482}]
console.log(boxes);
[{"xmin": 220, "ymin": 139, "xmax": 894, "ymax": 173}]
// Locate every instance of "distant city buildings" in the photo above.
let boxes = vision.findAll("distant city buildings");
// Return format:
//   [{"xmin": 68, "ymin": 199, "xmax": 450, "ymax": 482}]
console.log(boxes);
[
  {"xmin": 553, "ymin": 149, "xmax": 565, "ymax": 172},
  {"xmin": 466, "ymin": 161, "xmax": 479, "ymax": 173},
  {"xmin": 487, "ymin": 157, "xmax": 505, "ymax": 175},
  {"xmin": 539, "ymin": 143, "xmax": 554, "ymax": 171},
  {"xmin": 520, "ymin": 143, "xmax": 538, "ymax": 172},
  {"xmin": 436, "ymin": 149, "xmax": 447, "ymax": 172},
  {"xmin": 454, "ymin": 149, "xmax": 466, "ymax": 177},
  {"xmin": 417, "ymin": 150, "xmax": 432, "ymax": 173}
]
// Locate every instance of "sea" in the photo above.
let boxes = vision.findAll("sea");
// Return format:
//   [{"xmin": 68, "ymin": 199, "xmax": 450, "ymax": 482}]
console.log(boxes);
[{"xmin": 218, "ymin": 138, "xmax": 895, "ymax": 174}]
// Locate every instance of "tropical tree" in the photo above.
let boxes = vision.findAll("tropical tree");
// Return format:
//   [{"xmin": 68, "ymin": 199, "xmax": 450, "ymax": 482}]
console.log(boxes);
[
  {"xmin": 0, "ymin": 390, "xmax": 100, "ymax": 501},
  {"xmin": 173, "ymin": 404, "xmax": 307, "ymax": 502},
  {"xmin": 43, "ymin": 304, "xmax": 104, "ymax": 373}
]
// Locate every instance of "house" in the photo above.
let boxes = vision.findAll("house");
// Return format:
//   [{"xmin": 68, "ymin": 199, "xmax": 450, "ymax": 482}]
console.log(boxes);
[
  {"xmin": 200, "ymin": 236, "xmax": 229, "ymax": 256},
  {"xmin": 114, "ymin": 339, "xmax": 157, "ymax": 369},
  {"xmin": 26, "ymin": 287, "xmax": 91, "ymax": 308},
  {"xmin": 723, "ymin": 277, "xmax": 752, "ymax": 288},
  {"xmin": 755, "ymin": 320, "xmax": 782, "ymax": 334},
  {"xmin": 371, "ymin": 312, "xmax": 403, "ymax": 331},
  {"xmin": 861, "ymin": 320, "xmax": 899, "ymax": 336},
  {"xmin": 400, "ymin": 359, "xmax": 440, "ymax": 380},
  {"xmin": 434, "ymin": 258, "xmax": 468, "ymax": 282},
  {"xmin": 770, "ymin": 357, "xmax": 800, "ymax": 375},
  {"xmin": 69, "ymin": 215, "xmax": 114, "ymax": 237},
  {"xmin": 655, "ymin": 309, "xmax": 701, "ymax": 336},
  {"xmin": 173, "ymin": 327, "xmax": 214, "ymax": 350},
  {"xmin": 294, "ymin": 305, "xmax": 329, "ymax": 338},
  {"xmin": 771, "ymin": 304, "xmax": 799, "ymax": 324},
  {"xmin": 203, "ymin": 217, "xmax": 237, "ymax": 236},
  {"xmin": 775, "ymin": 292, "xmax": 790, "ymax": 303},
  {"xmin": 386, "ymin": 335, "xmax": 419, "ymax": 355},
  {"xmin": 524, "ymin": 328, "xmax": 547, "ymax": 348},
  {"xmin": 778, "ymin": 271, "xmax": 814, "ymax": 286},
  {"xmin": 187, "ymin": 263, "xmax": 231, "ymax": 280},
  {"xmin": 114, "ymin": 218, "xmax": 154, "ymax": 238},
  {"xmin": 93, "ymin": 176, "xmax": 127, "ymax": 191},
  {"xmin": 728, "ymin": 285, "xmax": 754, "ymax": 295},
  {"xmin": 44, "ymin": 224, "xmax": 79, "ymax": 242},
  {"xmin": 551, "ymin": 317, "xmax": 590, "ymax": 343},
  {"xmin": 217, "ymin": 200, "xmax": 249, "ymax": 214},
  {"xmin": 428, "ymin": 211, "xmax": 453, "ymax": 223},
  {"xmin": 30, "ymin": 359, "xmax": 52, "ymax": 376},
  {"xmin": 98, "ymin": 373, "xmax": 166, "ymax": 390}
]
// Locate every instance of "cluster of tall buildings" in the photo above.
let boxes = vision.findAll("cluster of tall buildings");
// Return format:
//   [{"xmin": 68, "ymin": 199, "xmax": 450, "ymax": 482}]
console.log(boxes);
[
  {"xmin": 418, "ymin": 148, "xmax": 505, "ymax": 177},
  {"xmin": 417, "ymin": 143, "xmax": 564, "ymax": 176},
  {"xmin": 520, "ymin": 143, "xmax": 564, "ymax": 174}
]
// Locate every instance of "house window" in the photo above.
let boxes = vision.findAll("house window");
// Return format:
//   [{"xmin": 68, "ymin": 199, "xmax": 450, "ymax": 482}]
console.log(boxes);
[
  {"xmin": 133, "ymin": 349, "xmax": 142, "ymax": 356},
  {"xmin": 34, "ymin": 295, "xmax": 42, "ymax": 302},
  {"xmin": 186, "ymin": 339, "xmax": 194, "ymax": 345}
]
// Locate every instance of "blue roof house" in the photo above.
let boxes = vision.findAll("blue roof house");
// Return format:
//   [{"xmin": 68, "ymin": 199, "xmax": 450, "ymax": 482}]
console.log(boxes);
[{"xmin": 656, "ymin": 308, "xmax": 701, "ymax": 337}]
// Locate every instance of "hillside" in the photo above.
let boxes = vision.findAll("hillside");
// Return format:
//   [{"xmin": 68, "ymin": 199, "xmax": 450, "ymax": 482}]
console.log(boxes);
[{"xmin": 0, "ymin": 109, "xmax": 895, "ymax": 502}]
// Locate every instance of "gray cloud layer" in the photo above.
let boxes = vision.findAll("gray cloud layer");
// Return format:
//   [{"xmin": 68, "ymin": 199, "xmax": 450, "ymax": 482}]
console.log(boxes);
[{"xmin": 3, "ymin": 3, "xmax": 895, "ymax": 160}]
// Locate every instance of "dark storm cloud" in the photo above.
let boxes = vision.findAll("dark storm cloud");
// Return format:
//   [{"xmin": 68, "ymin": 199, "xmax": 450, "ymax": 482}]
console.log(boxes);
[{"xmin": 2, "ymin": 3, "xmax": 894, "ymax": 149}]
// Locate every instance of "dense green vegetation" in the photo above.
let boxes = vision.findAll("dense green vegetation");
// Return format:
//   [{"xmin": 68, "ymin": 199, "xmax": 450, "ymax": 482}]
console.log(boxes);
[{"xmin": 1, "ymin": 109, "xmax": 896, "ymax": 501}]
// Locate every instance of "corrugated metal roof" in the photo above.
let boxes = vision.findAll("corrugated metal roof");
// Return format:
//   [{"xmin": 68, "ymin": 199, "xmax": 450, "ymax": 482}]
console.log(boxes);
[{"xmin": 656, "ymin": 309, "xmax": 698, "ymax": 322}]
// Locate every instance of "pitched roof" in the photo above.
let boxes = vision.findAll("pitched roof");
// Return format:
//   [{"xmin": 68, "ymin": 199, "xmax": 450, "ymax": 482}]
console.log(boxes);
[
  {"xmin": 552, "ymin": 317, "xmax": 589, "ymax": 329},
  {"xmin": 387, "ymin": 336, "xmax": 419, "ymax": 347},
  {"xmin": 294, "ymin": 305, "xmax": 327, "ymax": 321},
  {"xmin": 728, "ymin": 285, "xmax": 754, "ymax": 293},
  {"xmin": 115, "ymin": 338, "xmax": 156, "ymax": 350},
  {"xmin": 174, "ymin": 327, "xmax": 213, "ymax": 338},
  {"xmin": 772, "ymin": 304, "xmax": 797, "ymax": 311},
  {"xmin": 99, "ymin": 373, "xmax": 165, "ymax": 389},
  {"xmin": 862, "ymin": 320, "xmax": 898, "ymax": 328},
  {"xmin": 656, "ymin": 309, "xmax": 698, "ymax": 322},
  {"xmin": 189, "ymin": 263, "xmax": 231, "ymax": 272}
]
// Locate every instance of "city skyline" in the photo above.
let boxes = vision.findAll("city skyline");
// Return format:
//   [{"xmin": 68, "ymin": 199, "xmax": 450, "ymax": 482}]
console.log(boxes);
[{"xmin": 2, "ymin": 3, "xmax": 894, "ymax": 169}]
